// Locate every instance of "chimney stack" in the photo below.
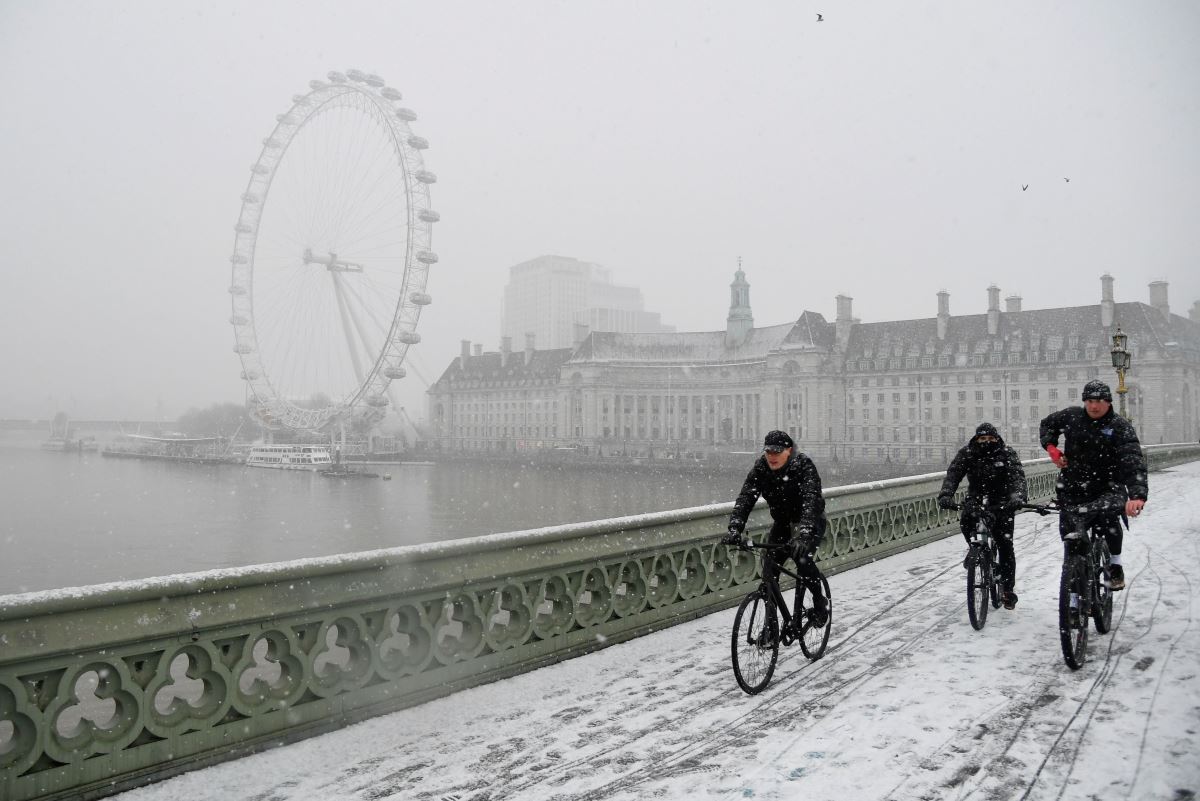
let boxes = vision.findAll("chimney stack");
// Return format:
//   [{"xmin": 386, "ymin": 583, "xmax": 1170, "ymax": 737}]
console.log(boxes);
[
  {"xmin": 1005, "ymin": 295, "xmax": 1022, "ymax": 313},
  {"xmin": 572, "ymin": 322, "xmax": 589, "ymax": 349},
  {"xmin": 987, "ymin": 285, "xmax": 1000, "ymax": 336},
  {"xmin": 525, "ymin": 332, "xmax": 535, "ymax": 365},
  {"xmin": 936, "ymin": 290, "xmax": 950, "ymax": 340},
  {"xmin": 1190, "ymin": 300, "xmax": 1200, "ymax": 323},
  {"xmin": 473, "ymin": 344, "xmax": 483, "ymax": 358},
  {"xmin": 1149, "ymin": 280, "xmax": 1170, "ymax": 319},
  {"xmin": 461, "ymin": 339, "xmax": 471, "ymax": 365},
  {"xmin": 1101, "ymin": 274, "xmax": 1115, "ymax": 328},
  {"xmin": 835, "ymin": 294, "xmax": 854, "ymax": 349}
]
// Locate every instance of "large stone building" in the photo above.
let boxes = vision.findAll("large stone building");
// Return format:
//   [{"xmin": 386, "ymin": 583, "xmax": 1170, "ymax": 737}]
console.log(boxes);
[
  {"xmin": 500, "ymin": 254, "xmax": 672, "ymax": 349},
  {"xmin": 429, "ymin": 272, "xmax": 1200, "ymax": 464}
]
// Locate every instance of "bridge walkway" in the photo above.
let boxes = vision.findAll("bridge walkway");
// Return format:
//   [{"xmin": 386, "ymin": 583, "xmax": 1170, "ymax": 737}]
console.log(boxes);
[{"xmin": 116, "ymin": 461, "xmax": 1200, "ymax": 801}]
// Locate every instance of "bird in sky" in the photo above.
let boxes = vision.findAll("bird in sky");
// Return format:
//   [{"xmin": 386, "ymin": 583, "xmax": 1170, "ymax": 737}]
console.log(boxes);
[
  {"xmin": 1064, "ymin": 177, "xmax": 1070, "ymax": 182},
  {"xmin": 817, "ymin": 13, "xmax": 824, "ymax": 21},
  {"xmin": 1022, "ymin": 184, "xmax": 1029, "ymax": 191}
]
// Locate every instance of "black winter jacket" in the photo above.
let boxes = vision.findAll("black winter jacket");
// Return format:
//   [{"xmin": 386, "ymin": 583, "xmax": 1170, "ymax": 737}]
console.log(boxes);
[
  {"xmin": 1039, "ymin": 406, "xmax": 1148, "ymax": 502},
  {"xmin": 938, "ymin": 428, "xmax": 1028, "ymax": 509},
  {"xmin": 729, "ymin": 452, "xmax": 825, "ymax": 538}
]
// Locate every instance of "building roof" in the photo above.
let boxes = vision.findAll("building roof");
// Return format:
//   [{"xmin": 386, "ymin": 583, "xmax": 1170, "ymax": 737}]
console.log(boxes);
[
  {"xmin": 430, "ymin": 348, "xmax": 576, "ymax": 390},
  {"xmin": 567, "ymin": 321, "xmax": 798, "ymax": 364},
  {"xmin": 842, "ymin": 302, "xmax": 1200, "ymax": 361}
]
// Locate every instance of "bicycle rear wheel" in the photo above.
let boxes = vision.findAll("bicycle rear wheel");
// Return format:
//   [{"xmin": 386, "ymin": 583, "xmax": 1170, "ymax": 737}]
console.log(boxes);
[
  {"xmin": 1059, "ymin": 553, "xmax": 1089, "ymax": 670},
  {"xmin": 798, "ymin": 575, "xmax": 832, "ymax": 659},
  {"xmin": 967, "ymin": 550, "xmax": 990, "ymax": 630},
  {"xmin": 1093, "ymin": 537, "xmax": 1114, "ymax": 634},
  {"xmin": 731, "ymin": 590, "xmax": 779, "ymax": 694}
]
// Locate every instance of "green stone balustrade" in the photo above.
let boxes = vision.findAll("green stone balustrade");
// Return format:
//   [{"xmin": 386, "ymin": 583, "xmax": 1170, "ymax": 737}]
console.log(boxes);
[{"xmin": 2, "ymin": 444, "xmax": 1197, "ymax": 801}]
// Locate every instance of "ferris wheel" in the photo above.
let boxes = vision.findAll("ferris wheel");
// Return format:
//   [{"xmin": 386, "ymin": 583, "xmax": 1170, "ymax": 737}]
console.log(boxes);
[{"xmin": 228, "ymin": 69, "xmax": 438, "ymax": 432}]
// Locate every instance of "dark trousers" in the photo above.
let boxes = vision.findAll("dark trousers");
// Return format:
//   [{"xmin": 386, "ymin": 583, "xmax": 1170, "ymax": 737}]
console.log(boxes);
[
  {"xmin": 1058, "ymin": 509, "xmax": 1123, "ymax": 557},
  {"xmin": 764, "ymin": 518, "xmax": 828, "ymax": 613},
  {"xmin": 961, "ymin": 506, "xmax": 1016, "ymax": 593}
]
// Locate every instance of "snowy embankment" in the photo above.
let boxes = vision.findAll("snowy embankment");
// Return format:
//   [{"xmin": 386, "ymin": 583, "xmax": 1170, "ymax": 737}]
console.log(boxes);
[{"xmin": 117, "ymin": 461, "xmax": 1200, "ymax": 801}]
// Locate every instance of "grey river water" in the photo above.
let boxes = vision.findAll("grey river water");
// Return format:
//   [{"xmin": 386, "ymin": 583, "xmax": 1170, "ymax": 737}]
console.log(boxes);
[{"xmin": 0, "ymin": 439, "xmax": 735, "ymax": 595}]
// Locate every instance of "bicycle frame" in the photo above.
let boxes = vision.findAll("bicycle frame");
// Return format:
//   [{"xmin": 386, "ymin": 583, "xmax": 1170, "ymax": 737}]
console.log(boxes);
[
  {"xmin": 954, "ymin": 496, "xmax": 1004, "ymax": 628},
  {"xmin": 1020, "ymin": 498, "xmax": 1117, "ymax": 669},
  {"xmin": 748, "ymin": 542, "xmax": 804, "ymax": 634}
]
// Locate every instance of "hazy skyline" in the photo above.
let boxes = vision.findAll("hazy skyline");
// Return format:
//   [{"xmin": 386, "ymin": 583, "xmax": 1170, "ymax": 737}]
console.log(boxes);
[{"xmin": 2, "ymin": 0, "xmax": 1198, "ymax": 421}]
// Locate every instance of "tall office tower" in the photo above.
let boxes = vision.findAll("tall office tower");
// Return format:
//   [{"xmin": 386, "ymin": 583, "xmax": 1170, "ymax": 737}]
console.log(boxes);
[{"xmin": 501, "ymin": 255, "xmax": 671, "ymax": 349}]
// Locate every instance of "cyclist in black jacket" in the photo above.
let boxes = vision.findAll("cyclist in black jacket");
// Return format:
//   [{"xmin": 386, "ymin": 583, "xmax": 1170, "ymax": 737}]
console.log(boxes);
[
  {"xmin": 937, "ymin": 422, "xmax": 1028, "ymax": 609},
  {"xmin": 1040, "ymin": 380, "xmax": 1148, "ymax": 590},
  {"xmin": 721, "ymin": 430, "xmax": 828, "ymax": 627}
]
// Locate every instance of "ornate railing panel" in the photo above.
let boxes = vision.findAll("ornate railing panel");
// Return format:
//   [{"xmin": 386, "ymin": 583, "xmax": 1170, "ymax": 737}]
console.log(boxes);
[{"xmin": 2, "ymin": 444, "xmax": 1196, "ymax": 800}]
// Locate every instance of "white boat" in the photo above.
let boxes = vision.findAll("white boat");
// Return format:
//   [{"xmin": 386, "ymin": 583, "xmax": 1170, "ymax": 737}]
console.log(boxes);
[{"xmin": 245, "ymin": 444, "xmax": 333, "ymax": 470}]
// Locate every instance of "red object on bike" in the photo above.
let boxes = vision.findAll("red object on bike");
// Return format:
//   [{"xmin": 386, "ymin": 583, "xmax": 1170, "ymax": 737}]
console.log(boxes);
[{"xmin": 1046, "ymin": 444, "xmax": 1066, "ymax": 468}]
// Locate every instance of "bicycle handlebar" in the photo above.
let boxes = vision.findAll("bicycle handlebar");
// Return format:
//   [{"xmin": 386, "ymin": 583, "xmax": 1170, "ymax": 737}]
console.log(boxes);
[{"xmin": 1018, "ymin": 501, "xmax": 1061, "ymax": 516}]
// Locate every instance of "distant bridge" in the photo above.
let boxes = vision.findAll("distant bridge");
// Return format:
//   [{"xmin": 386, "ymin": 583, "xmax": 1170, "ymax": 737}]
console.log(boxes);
[{"xmin": 0, "ymin": 419, "xmax": 166, "ymax": 433}]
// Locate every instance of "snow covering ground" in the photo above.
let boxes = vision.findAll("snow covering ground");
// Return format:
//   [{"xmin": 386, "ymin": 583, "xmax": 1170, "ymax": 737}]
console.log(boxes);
[{"xmin": 117, "ymin": 461, "xmax": 1200, "ymax": 801}]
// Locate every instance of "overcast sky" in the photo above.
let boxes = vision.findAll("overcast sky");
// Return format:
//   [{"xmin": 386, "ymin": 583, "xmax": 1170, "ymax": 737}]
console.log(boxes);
[{"xmin": 2, "ymin": 0, "xmax": 1198, "ymax": 421}]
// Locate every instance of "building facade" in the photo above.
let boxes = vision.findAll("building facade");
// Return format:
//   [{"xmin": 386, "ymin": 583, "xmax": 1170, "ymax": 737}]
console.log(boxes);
[
  {"xmin": 500, "ymin": 254, "xmax": 671, "ymax": 350},
  {"xmin": 430, "ymin": 273, "xmax": 1200, "ymax": 464}
]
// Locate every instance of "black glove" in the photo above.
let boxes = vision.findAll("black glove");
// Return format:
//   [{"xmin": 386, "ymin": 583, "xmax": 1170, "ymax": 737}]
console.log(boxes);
[
  {"xmin": 790, "ymin": 536, "xmax": 816, "ymax": 562},
  {"xmin": 937, "ymin": 495, "xmax": 956, "ymax": 510},
  {"xmin": 721, "ymin": 529, "xmax": 742, "ymax": 546}
]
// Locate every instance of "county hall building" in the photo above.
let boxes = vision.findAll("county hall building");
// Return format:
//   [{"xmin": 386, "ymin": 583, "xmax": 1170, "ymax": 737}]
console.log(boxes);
[{"xmin": 427, "ymin": 271, "xmax": 1200, "ymax": 465}]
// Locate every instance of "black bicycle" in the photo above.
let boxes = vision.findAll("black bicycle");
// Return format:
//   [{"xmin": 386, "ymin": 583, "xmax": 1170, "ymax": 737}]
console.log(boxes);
[
  {"xmin": 949, "ymin": 498, "xmax": 1004, "ymax": 630},
  {"xmin": 1021, "ymin": 499, "xmax": 1116, "ymax": 670},
  {"xmin": 726, "ymin": 538, "xmax": 832, "ymax": 694}
]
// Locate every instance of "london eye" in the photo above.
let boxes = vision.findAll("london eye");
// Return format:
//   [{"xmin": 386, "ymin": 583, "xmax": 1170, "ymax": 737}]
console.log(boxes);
[{"xmin": 229, "ymin": 69, "xmax": 438, "ymax": 432}]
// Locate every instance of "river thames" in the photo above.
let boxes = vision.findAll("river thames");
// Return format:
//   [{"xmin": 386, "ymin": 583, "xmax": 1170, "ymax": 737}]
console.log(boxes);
[{"xmin": 0, "ymin": 438, "xmax": 738, "ymax": 594}]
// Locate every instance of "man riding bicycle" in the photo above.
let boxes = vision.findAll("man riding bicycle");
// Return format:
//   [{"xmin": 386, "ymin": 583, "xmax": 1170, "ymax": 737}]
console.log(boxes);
[
  {"xmin": 721, "ymin": 430, "xmax": 829, "ymax": 628},
  {"xmin": 1039, "ymin": 379, "xmax": 1148, "ymax": 591},
  {"xmin": 936, "ymin": 422, "xmax": 1028, "ymax": 609}
]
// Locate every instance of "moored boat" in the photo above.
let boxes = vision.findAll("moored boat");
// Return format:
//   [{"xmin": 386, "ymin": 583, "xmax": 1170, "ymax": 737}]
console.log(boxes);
[{"xmin": 246, "ymin": 444, "xmax": 333, "ymax": 470}]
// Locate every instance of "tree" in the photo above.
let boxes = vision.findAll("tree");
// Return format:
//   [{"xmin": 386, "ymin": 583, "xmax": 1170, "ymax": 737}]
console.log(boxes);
[{"xmin": 177, "ymin": 403, "xmax": 261, "ymax": 439}]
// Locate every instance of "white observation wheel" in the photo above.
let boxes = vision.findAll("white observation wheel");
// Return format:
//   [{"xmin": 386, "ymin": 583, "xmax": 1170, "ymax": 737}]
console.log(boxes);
[{"xmin": 229, "ymin": 69, "xmax": 438, "ymax": 432}]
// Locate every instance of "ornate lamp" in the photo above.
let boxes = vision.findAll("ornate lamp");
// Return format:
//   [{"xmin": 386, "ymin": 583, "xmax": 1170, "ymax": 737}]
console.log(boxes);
[{"xmin": 1109, "ymin": 328, "xmax": 1132, "ymax": 420}]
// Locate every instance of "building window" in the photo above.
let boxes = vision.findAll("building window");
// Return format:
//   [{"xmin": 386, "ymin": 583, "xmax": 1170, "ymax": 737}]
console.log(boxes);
[{"xmin": 1049, "ymin": 388, "xmax": 1059, "ymax": 401}]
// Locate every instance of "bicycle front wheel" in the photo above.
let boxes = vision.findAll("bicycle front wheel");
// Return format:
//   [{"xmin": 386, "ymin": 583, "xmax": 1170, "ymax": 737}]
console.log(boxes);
[
  {"xmin": 731, "ymin": 591, "xmax": 779, "ymax": 694},
  {"xmin": 798, "ymin": 575, "xmax": 832, "ymax": 660},
  {"xmin": 1093, "ymin": 537, "xmax": 1114, "ymax": 634},
  {"xmin": 1059, "ymin": 553, "xmax": 1089, "ymax": 670},
  {"xmin": 967, "ymin": 550, "xmax": 990, "ymax": 631}
]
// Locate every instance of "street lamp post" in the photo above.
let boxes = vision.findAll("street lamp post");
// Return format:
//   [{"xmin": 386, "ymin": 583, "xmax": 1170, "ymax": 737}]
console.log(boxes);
[{"xmin": 1110, "ymin": 327, "xmax": 1132, "ymax": 422}]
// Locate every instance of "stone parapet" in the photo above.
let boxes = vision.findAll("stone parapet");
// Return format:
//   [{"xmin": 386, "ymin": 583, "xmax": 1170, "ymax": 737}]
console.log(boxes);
[{"xmin": 2, "ymin": 444, "xmax": 1197, "ymax": 800}]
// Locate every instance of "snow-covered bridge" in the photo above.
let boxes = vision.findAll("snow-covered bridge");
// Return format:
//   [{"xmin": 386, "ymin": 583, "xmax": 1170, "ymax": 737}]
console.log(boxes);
[{"xmin": 111, "ymin": 460, "xmax": 1200, "ymax": 801}]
